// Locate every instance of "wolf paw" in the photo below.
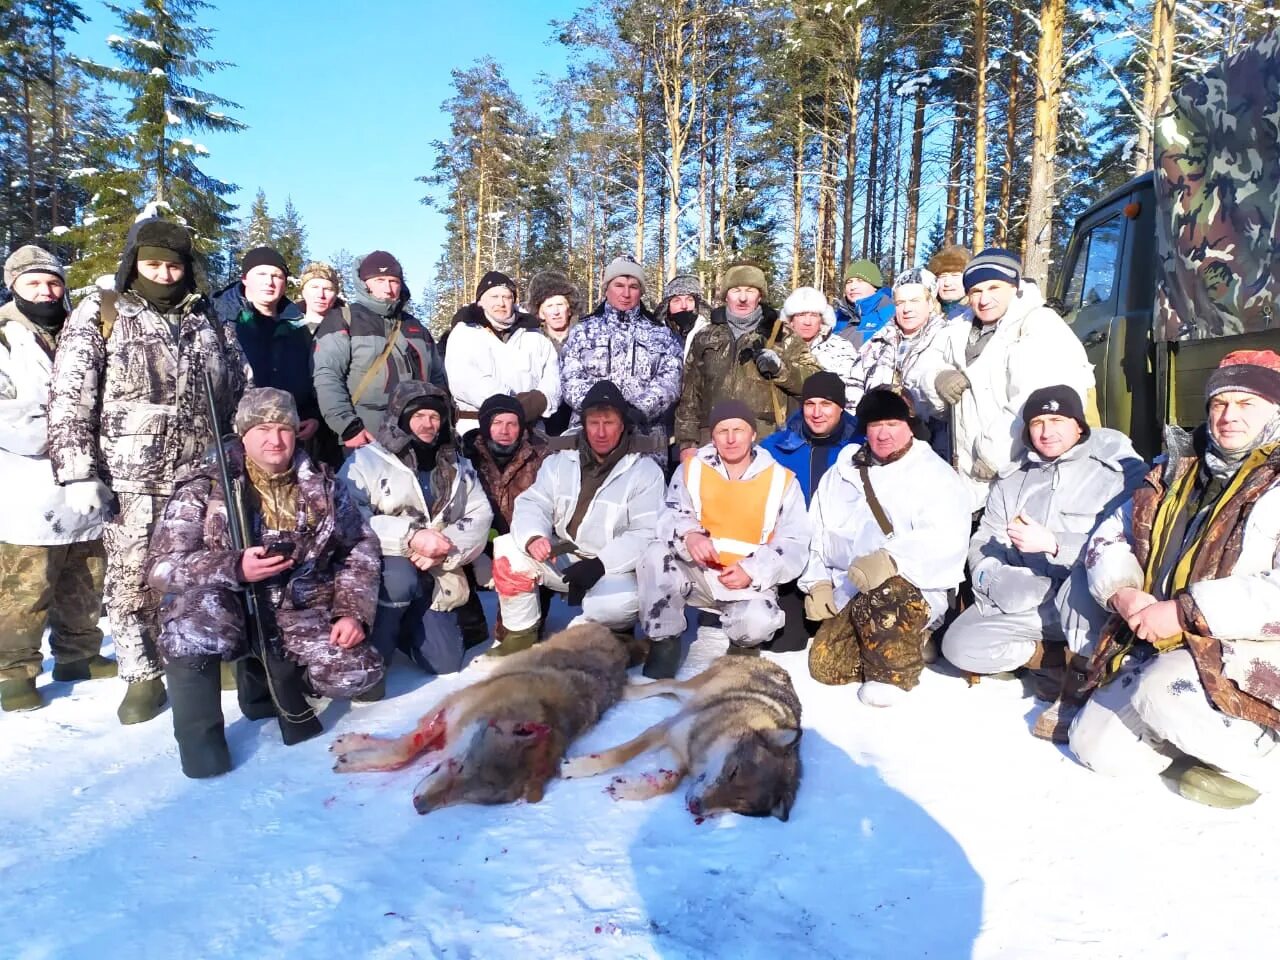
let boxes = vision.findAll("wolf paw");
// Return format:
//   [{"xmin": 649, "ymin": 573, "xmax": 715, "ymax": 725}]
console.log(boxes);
[
  {"xmin": 561, "ymin": 754, "xmax": 607, "ymax": 779},
  {"xmin": 329, "ymin": 732, "xmax": 377, "ymax": 754}
]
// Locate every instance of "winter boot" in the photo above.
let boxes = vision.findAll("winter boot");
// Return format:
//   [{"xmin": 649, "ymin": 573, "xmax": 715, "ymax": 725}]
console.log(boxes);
[
  {"xmin": 643, "ymin": 638, "xmax": 684, "ymax": 680},
  {"xmin": 1031, "ymin": 653, "xmax": 1091, "ymax": 744},
  {"xmin": 165, "ymin": 657, "xmax": 230, "ymax": 779},
  {"xmin": 353, "ymin": 678, "xmax": 386, "ymax": 703},
  {"xmin": 52, "ymin": 654, "xmax": 118, "ymax": 683},
  {"xmin": 487, "ymin": 624, "xmax": 539, "ymax": 657},
  {"xmin": 220, "ymin": 660, "xmax": 238, "ymax": 691},
  {"xmin": 456, "ymin": 588, "xmax": 490, "ymax": 650},
  {"xmin": 726, "ymin": 643, "xmax": 761, "ymax": 657},
  {"xmin": 1173, "ymin": 762, "xmax": 1261, "ymax": 809},
  {"xmin": 262, "ymin": 651, "xmax": 322, "ymax": 746},
  {"xmin": 0, "ymin": 677, "xmax": 43, "ymax": 712},
  {"xmin": 117, "ymin": 676, "xmax": 167, "ymax": 725},
  {"xmin": 236, "ymin": 657, "xmax": 277, "ymax": 721}
]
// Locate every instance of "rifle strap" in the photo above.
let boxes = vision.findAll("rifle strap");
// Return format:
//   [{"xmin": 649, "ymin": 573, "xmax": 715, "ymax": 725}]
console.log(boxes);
[
  {"xmin": 351, "ymin": 317, "xmax": 401, "ymax": 406},
  {"xmin": 858, "ymin": 463, "xmax": 894, "ymax": 536},
  {"xmin": 99, "ymin": 291, "xmax": 119, "ymax": 342}
]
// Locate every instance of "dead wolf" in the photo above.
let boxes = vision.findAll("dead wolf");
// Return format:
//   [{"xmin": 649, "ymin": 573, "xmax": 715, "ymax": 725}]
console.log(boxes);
[
  {"xmin": 330, "ymin": 622, "xmax": 627, "ymax": 813},
  {"xmin": 561, "ymin": 656, "xmax": 802, "ymax": 821}
]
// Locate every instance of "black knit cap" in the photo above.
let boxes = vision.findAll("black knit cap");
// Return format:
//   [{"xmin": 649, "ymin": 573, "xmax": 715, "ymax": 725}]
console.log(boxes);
[
  {"xmin": 709, "ymin": 398, "xmax": 756, "ymax": 430},
  {"xmin": 241, "ymin": 246, "xmax": 288, "ymax": 277},
  {"xmin": 358, "ymin": 250, "xmax": 403, "ymax": 282},
  {"xmin": 581, "ymin": 380, "xmax": 633, "ymax": 423},
  {"xmin": 856, "ymin": 387, "xmax": 930, "ymax": 440},
  {"xmin": 479, "ymin": 393, "xmax": 527, "ymax": 435},
  {"xmin": 398, "ymin": 392, "xmax": 450, "ymax": 435},
  {"xmin": 1021, "ymin": 384, "xmax": 1089, "ymax": 444},
  {"xmin": 476, "ymin": 270, "xmax": 516, "ymax": 302},
  {"xmin": 802, "ymin": 371, "xmax": 847, "ymax": 407}
]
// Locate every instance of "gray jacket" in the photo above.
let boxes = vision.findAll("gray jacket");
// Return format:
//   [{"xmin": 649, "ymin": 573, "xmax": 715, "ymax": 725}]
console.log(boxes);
[{"xmin": 969, "ymin": 428, "xmax": 1146, "ymax": 615}]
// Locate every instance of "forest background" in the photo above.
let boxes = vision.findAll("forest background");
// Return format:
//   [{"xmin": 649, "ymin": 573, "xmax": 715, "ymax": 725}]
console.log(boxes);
[{"xmin": 0, "ymin": 0, "xmax": 1272, "ymax": 331}]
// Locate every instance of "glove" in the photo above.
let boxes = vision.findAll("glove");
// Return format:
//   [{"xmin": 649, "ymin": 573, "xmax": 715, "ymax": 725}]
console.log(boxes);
[
  {"xmin": 63, "ymin": 479, "xmax": 112, "ymax": 517},
  {"xmin": 847, "ymin": 549, "xmax": 897, "ymax": 594},
  {"xmin": 754, "ymin": 349, "xmax": 782, "ymax": 379},
  {"xmin": 492, "ymin": 555, "xmax": 538, "ymax": 597},
  {"xmin": 982, "ymin": 566, "xmax": 1053, "ymax": 615},
  {"xmin": 934, "ymin": 369, "xmax": 971, "ymax": 405},
  {"xmin": 563, "ymin": 556, "xmax": 606, "ymax": 606},
  {"xmin": 804, "ymin": 581, "xmax": 840, "ymax": 621},
  {"xmin": 515, "ymin": 390, "xmax": 547, "ymax": 424}
]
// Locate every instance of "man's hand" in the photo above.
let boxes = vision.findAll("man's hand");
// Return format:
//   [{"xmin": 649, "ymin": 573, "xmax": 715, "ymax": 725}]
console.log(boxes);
[
  {"xmin": 1007, "ymin": 513, "xmax": 1058, "ymax": 556},
  {"xmin": 493, "ymin": 556, "xmax": 538, "ymax": 597},
  {"xmin": 64, "ymin": 479, "xmax": 112, "ymax": 517},
  {"xmin": 717, "ymin": 562, "xmax": 752, "ymax": 590},
  {"xmin": 240, "ymin": 545, "xmax": 293, "ymax": 583},
  {"xmin": 1110, "ymin": 586, "xmax": 1157, "ymax": 623},
  {"xmin": 297, "ymin": 418, "xmax": 320, "ymax": 441},
  {"xmin": 1129, "ymin": 599, "xmax": 1183, "ymax": 644},
  {"xmin": 329, "ymin": 615, "xmax": 365, "ymax": 649},
  {"xmin": 525, "ymin": 536, "xmax": 553, "ymax": 562},
  {"xmin": 343, "ymin": 428, "xmax": 375, "ymax": 449},
  {"xmin": 934, "ymin": 368, "xmax": 971, "ymax": 405},
  {"xmin": 848, "ymin": 549, "xmax": 897, "ymax": 593},
  {"xmin": 409, "ymin": 528, "xmax": 453, "ymax": 560},
  {"xmin": 407, "ymin": 552, "xmax": 436, "ymax": 572},
  {"xmin": 754, "ymin": 349, "xmax": 782, "ymax": 379},
  {"xmin": 804, "ymin": 581, "xmax": 839, "ymax": 620},
  {"xmin": 684, "ymin": 531, "xmax": 720, "ymax": 568}
]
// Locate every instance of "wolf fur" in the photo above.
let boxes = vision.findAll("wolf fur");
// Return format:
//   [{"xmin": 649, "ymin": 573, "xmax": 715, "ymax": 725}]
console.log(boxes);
[
  {"xmin": 330, "ymin": 622, "xmax": 627, "ymax": 813},
  {"xmin": 562, "ymin": 656, "xmax": 803, "ymax": 821}
]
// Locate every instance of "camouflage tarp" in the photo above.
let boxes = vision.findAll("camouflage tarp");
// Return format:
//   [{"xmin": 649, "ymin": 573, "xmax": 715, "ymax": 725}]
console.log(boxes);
[{"xmin": 1154, "ymin": 29, "xmax": 1280, "ymax": 342}]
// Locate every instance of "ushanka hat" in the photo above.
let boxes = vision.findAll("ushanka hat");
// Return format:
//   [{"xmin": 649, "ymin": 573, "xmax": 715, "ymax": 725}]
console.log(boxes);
[{"xmin": 855, "ymin": 387, "xmax": 930, "ymax": 440}]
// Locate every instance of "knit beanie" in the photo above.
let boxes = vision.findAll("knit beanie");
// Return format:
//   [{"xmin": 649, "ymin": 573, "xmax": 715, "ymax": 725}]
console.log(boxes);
[
  {"xmin": 4, "ymin": 244, "xmax": 65, "ymax": 288},
  {"xmin": 358, "ymin": 250, "xmax": 404, "ymax": 282},
  {"xmin": 476, "ymin": 270, "xmax": 516, "ymax": 302},
  {"xmin": 298, "ymin": 261, "xmax": 342, "ymax": 294},
  {"xmin": 856, "ymin": 387, "xmax": 929, "ymax": 440},
  {"xmin": 601, "ymin": 255, "xmax": 646, "ymax": 294},
  {"xmin": 802, "ymin": 371, "xmax": 847, "ymax": 408},
  {"xmin": 581, "ymin": 380, "xmax": 634, "ymax": 423},
  {"xmin": 478, "ymin": 393, "xmax": 527, "ymax": 434},
  {"xmin": 963, "ymin": 248, "xmax": 1022, "ymax": 290},
  {"xmin": 720, "ymin": 263, "xmax": 768, "ymax": 299},
  {"xmin": 844, "ymin": 259, "xmax": 884, "ymax": 288},
  {"xmin": 240, "ymin": 246, "xmax": 288, "ymax": 277},
  {"xmin": 662, "ymin": 274, "xmax": 703, "ymax": 302},
  {"xmin": 927, "ymin": 244, "xmax": 972, "ymax": 276},
  {"xmin": 1205, "ymin": 350, "xmax": 1280, "ymax": 408},
  {"xmin": 709, "ymin": 398, "xmax": 756, "ymax": 430},
  {"xmin": 893, "ymin": 267, "xmax": 938, "ymax": 297},
  {"xmin": 234, "ymin": 387, "xmax": 300, "ymax": 436},
  {"xmin": 1021, "ymin": 384, "xmax": 1090, "ymax": 445}
]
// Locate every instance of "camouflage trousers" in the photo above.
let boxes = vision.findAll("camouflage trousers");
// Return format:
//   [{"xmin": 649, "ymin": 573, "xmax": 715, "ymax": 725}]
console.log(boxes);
[
  {"xmin": 0, "ymin": 540, "xmax": 107, "ymax": 681},
  {"xmin": 102, "ymin": 492, "xmax": 166, "ymax": 682},
  {"xmin": 808, "ymin": 576, "xmax": 931, "ymax": 690}
]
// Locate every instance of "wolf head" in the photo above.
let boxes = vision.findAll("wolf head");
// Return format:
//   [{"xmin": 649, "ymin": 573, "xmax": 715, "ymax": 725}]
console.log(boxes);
[
  {"xmin": 412, "ymin": 718, "xmax": 564, "ymax": 814},
  {"xmin": 687, "ymin": 726, "xmax": 801, "ymax": 821}
]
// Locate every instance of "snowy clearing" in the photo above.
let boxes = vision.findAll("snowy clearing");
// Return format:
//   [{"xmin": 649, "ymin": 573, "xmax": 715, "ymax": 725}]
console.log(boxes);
[{"xmin": 4, "ymin": 596, "xmax": 1279, "ymax": 960}]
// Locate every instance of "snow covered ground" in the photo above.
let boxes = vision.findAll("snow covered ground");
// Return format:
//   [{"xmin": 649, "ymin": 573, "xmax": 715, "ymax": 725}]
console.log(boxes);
[{"xmin": 5, "ymin": 597, "xmax": 1280, "ymax": 960}]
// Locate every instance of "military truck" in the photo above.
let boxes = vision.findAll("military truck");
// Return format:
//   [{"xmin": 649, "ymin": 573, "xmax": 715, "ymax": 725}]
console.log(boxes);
[{"xmin": 1053, "ymin": 30, "xmax": 1280, "ymax": 459}]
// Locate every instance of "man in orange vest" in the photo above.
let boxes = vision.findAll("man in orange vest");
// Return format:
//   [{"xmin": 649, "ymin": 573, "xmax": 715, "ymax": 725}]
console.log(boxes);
[{"xmin": 637, "ymin": 399, "xmax": 811, "ymax": 678}]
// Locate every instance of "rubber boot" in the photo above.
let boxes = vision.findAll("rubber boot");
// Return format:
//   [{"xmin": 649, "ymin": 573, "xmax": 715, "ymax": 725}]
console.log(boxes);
[
  {"xmin": 613, "ymin": 629, "xmax": 649, "ymax": 668},
  {"xmin": 52, "ymin": 654, "xmax": 118, "ymax": 683},
  {"xmin": 220, "ymin": 660, "xmax": 238, "ymax": 691},
  {"xmin": 0, "ymin": 677, "xmax": 43, "ymax": 711},
  {"xmin": 1175, "ymin": 762, "xmax": 1261, "ymax": 809},
  {"xmin": 487, "ymin": 624, "xmax": 539, "ymax": 657},
  {"xmin": 642, "ymin": 638, "xmax": 683, "ymax": 680},
  {"xmin": 236, "ymin": 657, "xmax": 277, "ymax": 721},
  {"xmin": 117, "ymin": 676, "xmax": 167, "ymax": 725},
  {"xmin": 165, "ymin": 657, "xmax": 230, "ymax": 778},
  {"xmin": 456, "ymin": 582, "xmax": 490, "ymax": 650},
  {"xmin": 263, "ymin": 651, "xmax": 322, "ymax": 746}
]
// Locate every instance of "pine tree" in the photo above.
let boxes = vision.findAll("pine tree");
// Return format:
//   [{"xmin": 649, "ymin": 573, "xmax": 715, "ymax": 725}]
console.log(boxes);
[
  {"xmin": 273, "ymin": 195, "xmax": 309, "ymax": 279},
  {"xmin": 239, "ymin": 188, "xmax": 272, "ymax": 253}
]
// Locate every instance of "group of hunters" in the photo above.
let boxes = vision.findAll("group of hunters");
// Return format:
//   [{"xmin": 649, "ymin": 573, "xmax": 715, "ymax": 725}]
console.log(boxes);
[{"xmin": 3, "ymin": 221, "xmax": 1279, "ymax": 811}]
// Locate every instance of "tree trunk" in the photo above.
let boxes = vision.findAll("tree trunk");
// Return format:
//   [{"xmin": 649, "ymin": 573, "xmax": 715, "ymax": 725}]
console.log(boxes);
[
  {"xmin": 1133, "ymin": 0, "xmax": 1177, "ymax": 174},
  {"xmin": 791, "ymin": 109, "xmax": 804, "ymax": 291},
  {"xmin": 887, "ymin": 86, "xmax": 903, "ymax": 268},
  {"xmin": 863, "ymin": 74, "xmax": 883, "ymax": 255},
  {"xmin": 819, "ymin": 81, "xmax": 837, "ymax": 293},
  {"xmin": 21, "ymin": 76, "xmax": 38, "ymax": 235},
  {"xmin": 996, "ymin": 8, "xmax": 1023, "ymax": 247},
  {"xmin": 1022, "ymin": 0, "xmax": 1065, "ymax": 285},
  {"xmin": 971, "ymin": 0, "xmax": 989, "ymax": 248},
  {"xmin": 838, "ymin": 18, "xmax": 864, "ymax": 280},
  {"xmin": 903, "ymin": 86, "xmax": 927, "ymax": 265},
  {"xmin": 47, "ymin": 11, "xmax": 63, "ymax": 231},
  {"xmin": 635, "ymin": 83, "xmax": 647, "ymax": 262},
  {"xmin": 473, "ymin": 102, "xmax": 488, "ymax": 286},
  {"xmin": 944, "ymin": 106, "xmax": 964, "ymax": 244}
]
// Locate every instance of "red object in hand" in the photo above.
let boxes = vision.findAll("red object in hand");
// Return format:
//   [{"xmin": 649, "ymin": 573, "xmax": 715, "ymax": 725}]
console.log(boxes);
[{"xmin": 492, "ymin": 555, "xmax": 537, "ymax": 597}]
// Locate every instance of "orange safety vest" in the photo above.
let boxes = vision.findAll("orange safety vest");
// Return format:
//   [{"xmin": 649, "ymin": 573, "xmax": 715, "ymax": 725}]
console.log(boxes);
[{"xmin": 684, "ymin": 457, "xmax": 794, "ymax": 565}]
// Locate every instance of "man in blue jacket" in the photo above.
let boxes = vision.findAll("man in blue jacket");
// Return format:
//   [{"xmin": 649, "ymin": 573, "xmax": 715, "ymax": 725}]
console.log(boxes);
[
  {"xmin": 762, "ymin": 371, "xmax": 862, "ymax": 651},
  {"xmin": 832, "ymin": 260, "xmax": 895, "ymax": 348}
]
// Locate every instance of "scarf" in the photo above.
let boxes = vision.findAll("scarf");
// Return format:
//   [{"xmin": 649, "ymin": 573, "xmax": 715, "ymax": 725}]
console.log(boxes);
[
  {"xmin": 245, "ymin": 458, "xmax": 299, "ymax": 532},
  {"xmin": 567, "ymin": 429, "xmax": 631, "ymax": 540},
  {"xmin": 668, "ymin": 309, "xmax": 699, "ymax": 338},
  {"xmin": 726, "ymin": 305, "xmax": 762, "ymax": 342},
  {"xmin": 132, "ymin": 275, "xmax": 193, "ymax": 313},
  {"xmin": 964, "ymin": 317, "xmax": 999, "ymax": 366},
  {"xmin": 487, "ymin": 436, "xmax": 520, "ymax": 470},
  {"xmin": 485, "ymin": 307, "xmax": 518, "ymax": 335},
  {"xmin": 14, "ymin": 294, "xmax": 67, "ymax": 333},
  {"xmin": 1204, "ymin": 412, "xmax": 1280, "ymax": 479}
]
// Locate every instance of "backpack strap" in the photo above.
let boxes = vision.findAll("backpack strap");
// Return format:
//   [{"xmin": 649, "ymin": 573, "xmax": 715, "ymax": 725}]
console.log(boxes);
[{"xmin": 99, "ymin": 290, "xmax": 119, "ymax": 343}]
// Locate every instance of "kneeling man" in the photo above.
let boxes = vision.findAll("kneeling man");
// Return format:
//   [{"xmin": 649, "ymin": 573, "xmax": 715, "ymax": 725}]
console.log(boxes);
[
  {"xmin": 1071, "ymin": 352, "xmax": 1280, "ymax": 807},
  {"xmin": 801, "ymin": 387, "xmax": 969, "ymax": 706},
  {"xmin": 148, "ymin": 388, "xmax": 384, "ymax": 778},
  {"xmin": 490, "ymin": 380, "xmax": 664, "ymax": 655},
  {"xmin": 638, "ymin": 400, "xmax": 811, "ymax": 678}
]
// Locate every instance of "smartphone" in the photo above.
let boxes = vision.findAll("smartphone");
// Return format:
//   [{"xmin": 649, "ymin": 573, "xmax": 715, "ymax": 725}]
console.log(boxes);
[{"xmin": 262, "ymin": 541, "xmax": 296, "ymax": 559}]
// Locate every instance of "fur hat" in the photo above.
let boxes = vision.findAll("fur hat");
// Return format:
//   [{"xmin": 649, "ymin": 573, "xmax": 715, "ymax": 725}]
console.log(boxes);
[
  {"xmin": 856, "ymin": 387, "xmax": 930, "ymax": 440},
  {"xmin": 781, "ymin": 286, "xmax": 836, "ymax": 331},
  {"xmin": 4, "ymin": 244, "xmax": 65, "ymax": 288},
  {"xmin": 1022, "ymin": 384, "xmax": 1090, "ymax": 446},
  {"xmin": 720, "ymin": 262, "xmax": 768, "ymax": 299},
  {"xmin": 476, "ymin": 270, "xmax": 516, "ymax": 302},
  {"xmin": 963, "ymin": 248, "xmax": 1022, "ymax": 290},
  {"xmin": 601, "ymin": 255, "xmax": 646, "ymax": 294},
  {"xmin": 927, "ymin": 244, "xmax": 972, "ymax": 276},
  {"xmin": 358, "ymin": 250, "xmax": 403, "ymax": 282},
  {"xmin": 709, "ymin": 398, "xmax": 756, "ymax": 430},
  {"xmin": 1205, "ymin": 350, "xmax": 1280, "ymax": 408},
  {"xmin": 298, "ymin": 261, "xmax": 342, "ymax": 294},
  {"xmin": 662, "ymin": 274, "xmax": 703, "ymax": 302},
  {"xmin": 527, "ymin": 269, "xmax": 582, "ymax": 318},
  {"xmin": 844, "ymin": 259, "xmax": 884, "ymax": 288},
  {"xmin": 234, "ymin": 387, "xmax": 300, "ymax": 436}
]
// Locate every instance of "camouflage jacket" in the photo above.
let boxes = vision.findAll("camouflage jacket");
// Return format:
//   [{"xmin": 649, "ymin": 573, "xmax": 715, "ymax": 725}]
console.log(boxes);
[
  {"xmin": 147, "ymin": 443, "xmax": 382, "ymax": 668},
  {"xmin": 48, "ymin": 290, "xmax": 250, "ymax": 497},
  {"xmin": 464, "ymin": 429, "xmax": 552, "ymax": 535}
]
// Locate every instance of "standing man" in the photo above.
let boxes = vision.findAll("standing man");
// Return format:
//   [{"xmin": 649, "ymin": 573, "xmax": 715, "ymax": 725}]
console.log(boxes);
[
  {"xmin": 654, "ymin": 273, "xmax": 710, "ymax": 356},
  {"xmin": 928, "ymin": 244, "xmax": 973, "ymax": 319},
  {"xmin": 559, "ymin": 255, "xmax": 684, "ymax": 456},
  {"xmin": 313, "ymin": 250, "xmax": 446, "ymax": 451},
  {"xmin": 0, "ymin": 247, "xmax": 111, "ymax": 712},
  {"xmin": 832, "ymin": 260, "xmax": 895, "ymax": 347},
  {"xmin": 48, "ymin": 219, "xmax": 250, "ymax": 724}
]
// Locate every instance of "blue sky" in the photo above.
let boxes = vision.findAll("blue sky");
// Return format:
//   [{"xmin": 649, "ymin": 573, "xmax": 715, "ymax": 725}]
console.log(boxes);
[{"xmin": 67, "ymin": 0, "xmax": 581, "ymax": 287}]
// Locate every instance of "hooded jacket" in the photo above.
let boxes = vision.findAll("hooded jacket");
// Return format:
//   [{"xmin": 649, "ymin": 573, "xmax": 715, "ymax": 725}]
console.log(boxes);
[
  {"xmin": 655, "ymin": 293, "xmax": 711, "ymax": 357},
  {"xmin": 833, "ymin": 287, "xmax": 895, "ymax": 347},
  {"xmin": 759, "ymin": 408, "xmax": 863, "ymax": 506},
  {"xmin": 338, "ymin": 381, "xmax": 491, "ymax": 568},
  {"xmin": 213, "ymin": 283, "xmax": 319, "ymax": 423},
  {"xmin": 48, "ymin": 220, "xmax": 250, "ymax": 496},
  {"xmin": 442, "ymin": 303, "xmax": 561, "ymax": 421},
  {"xmin": 312, "ymin": 255, "xmax": 446, "ymax": 440},
  {"xmin": 675, "ymin": 304, "xmax": 821, "ymax": 448},
  {"xmin": 0, "ymin": 300, "xmax": 104, "ymax": 543}
]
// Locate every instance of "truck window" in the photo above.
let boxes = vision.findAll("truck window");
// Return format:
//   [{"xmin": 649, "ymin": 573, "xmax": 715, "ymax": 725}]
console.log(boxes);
[{"xmin": 1064, "ymin": 216, "xmax": 1123, "ymax": 313}]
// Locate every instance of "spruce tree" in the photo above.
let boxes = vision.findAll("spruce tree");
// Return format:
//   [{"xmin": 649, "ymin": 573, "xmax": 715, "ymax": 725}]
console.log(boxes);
[{"xmin": 273, "ymin": 196, "xmax": 309, "ymax": 281}]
